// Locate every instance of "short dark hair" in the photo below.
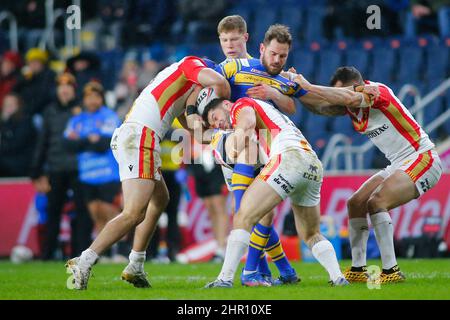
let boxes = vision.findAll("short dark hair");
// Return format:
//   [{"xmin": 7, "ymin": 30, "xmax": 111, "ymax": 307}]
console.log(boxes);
[
  {"xmin": 330, "ymin": 66, "xmax": 364, "ymax": 86},
  {"xmin": 263, "ymin": 24, "xmax": 292, "ymax": 48},
  {"xmin": 202, "ymin": 98, "xmax": 225, "ymax": 125}
]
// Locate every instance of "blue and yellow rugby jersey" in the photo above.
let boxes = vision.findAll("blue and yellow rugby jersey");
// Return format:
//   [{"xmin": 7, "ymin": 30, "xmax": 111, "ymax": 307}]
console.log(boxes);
[{"xmin": 214, "ymin": 58, "xmax": 308, "ymax": 105}]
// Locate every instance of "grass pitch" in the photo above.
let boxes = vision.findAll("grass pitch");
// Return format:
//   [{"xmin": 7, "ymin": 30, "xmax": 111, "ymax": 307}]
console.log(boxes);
[{"xmin": 0, "ymin": 259, "xmax": 449, "ymax": 300}]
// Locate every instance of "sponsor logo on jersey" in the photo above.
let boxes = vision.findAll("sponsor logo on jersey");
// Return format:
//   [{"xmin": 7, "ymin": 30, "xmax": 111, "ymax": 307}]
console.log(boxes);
[
  {"xmin": 420, "ymin": 178, "xmax": 431, "ymax": 193},
  {"xmin": 366, "ymin": 124, "xmax": 389, "ymax": 139}
]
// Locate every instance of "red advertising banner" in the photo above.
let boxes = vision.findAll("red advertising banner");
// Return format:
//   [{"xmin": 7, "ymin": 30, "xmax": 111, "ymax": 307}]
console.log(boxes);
[
  {"xmin": 321, "ymin": 174, "xmax": 450, "ymax": 240},
  {"xmin": 0, "ymin": 179, "xmax": 39, "ymax": 256},
  {"xmin": 1, "ymin": 174, "xmax": 449, "ymax": 257}
]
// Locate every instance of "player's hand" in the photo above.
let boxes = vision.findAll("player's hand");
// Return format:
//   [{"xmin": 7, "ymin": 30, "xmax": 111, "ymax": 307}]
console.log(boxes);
[
  {"xmin": 88, "ymin": 134, "xmax": 100, "ymax": 143},
  {"xmin": 362, "ymin": 85, "xmax": 380, "ymax": 100},
  {"xmin": 293, "ymin": 74, "xmax": 312, "ymax": 90},
  {"xmin": 33, "ymin": 176, "xmax": 51, "ymax": 193},
  {"xmin": 246, "ymin": 82, "xmax": 277, "ymax": 101},
  {"xmin": 280, "ymin": 67, "xmax": 297, "ymax": 80},
  {"xmin": 186, "ymin": 113, "xmax": 203, "ymax": 130},
  {"xmin": 354, "ymin": 84, "xmax": 379, "ymax": 106}
]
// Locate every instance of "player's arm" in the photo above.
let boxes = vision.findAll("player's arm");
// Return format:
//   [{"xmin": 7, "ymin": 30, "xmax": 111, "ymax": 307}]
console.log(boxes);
[
  {"xmin": 197, "ymin": 68, "xmax": 231, "ymax": 99},
  {"xmin": 246, "ymin": 83, "xmax": 296, "ymax": 114},
  {"xmin": 185, "ymin": 84, "xmax": 204, "ymax": 130},
  {"xmin": 177, "ymin": 113, "xmax": 213, "ymax": 144},
  {"xmin": 294, "ymin": 74, "xmax": 375, "ymax": 108},
  {"xmin": 229, "ymin": 106, "xmax": 256, "ymax": 158},
  {"xmin": 272, "ymin": 91, "xmax": 296, "ymax": 114},
  {"xmin": 179, "ymin": 56, "xmax": 231, "ymax": 99},
  {"xmin": 300, "ymin": 95, "xmax": 347, "ymax": 116}
]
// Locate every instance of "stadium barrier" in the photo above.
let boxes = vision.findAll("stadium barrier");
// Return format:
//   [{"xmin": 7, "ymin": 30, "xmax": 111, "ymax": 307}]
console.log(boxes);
[{"xmin": 1, "ymin": 174, "xmax": 449, "ymax": 259}]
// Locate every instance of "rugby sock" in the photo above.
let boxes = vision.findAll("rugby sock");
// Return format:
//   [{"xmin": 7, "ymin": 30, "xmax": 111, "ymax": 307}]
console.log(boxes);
[
  {"xmin": 370, "ymin": 212, "xmax": 397, "ymax": 270},
  {"xmin": 311, "ymin": 240, "xmax": 343, "ymax": 282},
  {"xmin": 231, "ymin": 163, "xmax": 254, "ymax": 212},
  {"xmin": 218, "ymin": 229, "xmax": 250, "ymax": 282},
  {"xmin": 128, "ymin": 250, "xmax": 146, "ymax": 273},
  {"xmin": 265, "ymin": 227, "xmax": 294, "ymax": 276},
  {"xmin": 79, "ymin": 248, "xmax": 98, "ymax": 268},
  {"xmin": 349, "ymin": 217, "xmax": 369, "ymax": 268},
  {"xmin": 257, "ymin": 252, "xmax": 271, "ymax": 276},
  {"xmin": 244, "ymin": 223, "xmax": 271, "ymax": 274}
]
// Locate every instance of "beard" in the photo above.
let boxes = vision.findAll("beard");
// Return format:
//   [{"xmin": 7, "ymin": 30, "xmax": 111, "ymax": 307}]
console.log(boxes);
[{"xmin": 261, "ymin": 56, "xmax": 284, "ymax": 76}]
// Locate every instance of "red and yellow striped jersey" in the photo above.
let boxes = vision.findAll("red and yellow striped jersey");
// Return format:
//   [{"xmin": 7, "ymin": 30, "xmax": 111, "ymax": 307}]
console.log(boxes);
[
  {"xmin": 346, "ymin": 80, "xmax": 434, "ymax": 163},
  {"xmin": 125, "ymin": 56, "xmax": 206, "ymax": 139},
  {"xmin": 230, "ymin": 97, "xmax": 313, "ymax": 157}
]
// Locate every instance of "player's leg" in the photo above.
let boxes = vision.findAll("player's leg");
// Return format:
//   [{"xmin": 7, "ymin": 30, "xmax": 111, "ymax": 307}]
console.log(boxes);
[
  {"xmin": 292, "ymin": 204, "xmax": 347, "ymax": 286},
  {"xmin": 367, "ymin": 150, "xmax": 442, "ymax": 282},
  {"xmin": 366, "ymin": 170, "xmax": 415, "ymax": 282},
  {"xmin": 227, "ymin": 136, "xmax": 273, "ymax": 285},
  {"xmin": 344, "ymin": 173, "xmax": 384, "ymax": 282},
  {"xmin": 254, "ymin": 212, "xmax": 273, "ymax": 281},
  {"xmin": 66, "ymin": 123, "xmax": 160, "ymax": 290},
  {"xmin": 286, "ymin": 149, "xmax": 347, "ymax": 286},
  {"xmin": 122, "ymin": 177, "xmax": 169, "ymax": 288},
  {"xmin": 206, "ymin": 178, "xmax": 282, "ymax": 288},
  {"xmin": 260, "ymin": 210, "xmax": 299, "ymax": 285},
  {"xmin": 67, "ymin": 178, "xmax": 155, "ymax": 290}
]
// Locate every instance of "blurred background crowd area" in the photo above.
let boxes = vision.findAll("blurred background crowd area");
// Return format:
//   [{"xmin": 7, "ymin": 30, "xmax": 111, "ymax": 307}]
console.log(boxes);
[
  {"xmin": 0, "ymin": 0, "xmax": 449, "ymax": 262},
  {"xmin": 0, "ymin": 0, "xmax": 449, "ymax": 177}
]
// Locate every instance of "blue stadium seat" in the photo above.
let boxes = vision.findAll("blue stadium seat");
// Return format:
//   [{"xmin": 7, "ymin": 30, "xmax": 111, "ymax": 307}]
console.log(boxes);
[
  {"xmin": 317, "ymin": 49, "xmax": 343, "ymax": 85},
  {"xmin": 424, "ymin": 45, "xmax": 449, "ymax": 82},
  {"xmin": 369, "ymin": 46, "xmax": 396, "ymax": 83},
  {"xmin": 303, "ymin": 112, "xmax": 330, "ymax": 158},
  {"xmin": 423, "ymin": 80, "xmax": 446, "ymax": 139},
  {"xmin": 345, "ymin": 47, "xmax": 370, "ymax": 76},
  {"xmin": 330, "ymin": 115, "xmax": 354, "ymax": 136},
  {"xmin": 292, "ymin": 50, "xmax": 316, "ymax": 80},
  {"xmin": 304, "ymin": 6, "xmax": 326, "ymax": 41},
  {"xmin": 397, "ymin": 46, "xmax": 424, "ymax": 83},
  {"xmin": 288, "ymin": 99, "xmax": 305, "ymax": 131},
  {"xmin": 250, "ymin": 6, "xmax": 279, "ymax": 48},
  {"xmin": 279, "ymin": 5, "xmax": 303, "ymax": 41},
  {"xmin": 396, "ymin": 82, "xmax": 425, "ymax": 111}
]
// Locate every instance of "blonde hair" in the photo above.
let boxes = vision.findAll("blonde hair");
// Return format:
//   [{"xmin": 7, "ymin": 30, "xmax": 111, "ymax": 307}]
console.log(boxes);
[{"xmin": 217, "ymin": 15, "xmax": 247, "ymax": 34}]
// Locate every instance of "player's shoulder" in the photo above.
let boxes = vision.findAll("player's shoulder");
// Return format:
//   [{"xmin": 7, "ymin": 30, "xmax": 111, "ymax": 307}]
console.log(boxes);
[
  {"xmin": 220, "ymin": 58, "xmax": 254, "ymax": 68},
  {"xmin": 232, "ymin": 97, "xmax": 256, "ymax": 112}
]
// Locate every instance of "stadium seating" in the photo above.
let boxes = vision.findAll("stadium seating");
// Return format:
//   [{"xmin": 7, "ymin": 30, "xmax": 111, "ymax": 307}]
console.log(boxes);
[
  {"xmin": 424, "ymin": 45, "xmax": 449, "ymax": 82},
  {"xmin": 291, "ymin": 49, "xmax": 316, "ymax": 81},
  {"xmin": 250, "ymin": 5, "xmax": 278, "ymax": 49},
  {"xmin": 279, "ymin": 5, "xmax": 304, "ymax": 42},
  {"xmin": 369, "ymin": 46, "xmax": 396, "ymax": 83},
  {"xmin": 344, "ymin": 46, "xmax": 370, "ymax": 77},
  {"xmin": 397, "ymin": 45, "xmax": 424, "ymax": 84},
  {"xmin": 316, "ymin": 48, "xmax": 343, "ymax": 85},
  {"xmin": 304, "ymin": 6, "xmax": 326, "ymax": 42}
]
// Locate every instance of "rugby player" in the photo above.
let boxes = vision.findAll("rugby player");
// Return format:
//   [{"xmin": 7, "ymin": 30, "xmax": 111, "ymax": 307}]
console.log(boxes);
[
  {"xmin": 65, "ymin": 56, "xmax": 230, "ymax": 290},
  {"xmin": 213, "ymin": 21, "xmax": 303, "ymax": 286},
  {"xmin": 201, "ymin": 97, "xmax": 350, "ymax": 288},
  {"xmin": 292, "ymin": 66, "xmax": 443, "ymax": 283}
]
